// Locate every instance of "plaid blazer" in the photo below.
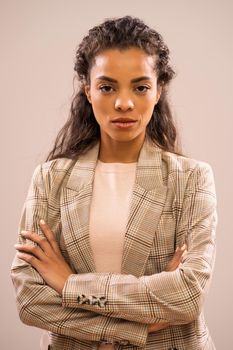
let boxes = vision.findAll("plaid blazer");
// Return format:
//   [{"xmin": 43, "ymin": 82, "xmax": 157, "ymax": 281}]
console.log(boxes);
[{"xmin": 11, "ymin": 137, "xmax": 217, "ymax": 350}]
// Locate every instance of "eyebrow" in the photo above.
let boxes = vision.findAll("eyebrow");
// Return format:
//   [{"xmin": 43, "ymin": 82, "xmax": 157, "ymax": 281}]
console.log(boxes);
[{"xmin": 95, "ymin": 75, "xmax": 152, "ymax": 83}]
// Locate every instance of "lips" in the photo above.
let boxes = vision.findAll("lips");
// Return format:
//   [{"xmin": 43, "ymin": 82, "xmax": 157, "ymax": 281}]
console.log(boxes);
[
  {"xmin": 111, "ymin": 118, "xmax": 136, "ymax": 123},
  {"xmin": 111, "ymin": 118, "xmax": 137, "ymax": 129}
]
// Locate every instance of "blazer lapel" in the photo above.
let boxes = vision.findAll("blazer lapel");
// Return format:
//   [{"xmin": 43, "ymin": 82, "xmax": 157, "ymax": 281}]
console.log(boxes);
[
  {"xmin": 121, "ymin": 137, "xmax": 168, "ymax": 277},
  {"xmin": 60, "ymin": 143, "xmax": 100, "ymax": 273},
  {"xmin": 60, "ymin": 137, "xmax": 167, "ymax": 276}
]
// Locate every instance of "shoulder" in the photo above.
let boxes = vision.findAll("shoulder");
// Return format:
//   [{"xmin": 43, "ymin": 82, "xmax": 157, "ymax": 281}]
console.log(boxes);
[
  {"xmin": 31, "ymin": 157, "xmax": 77, "ymax": 194},
  {"xmin": 162, "ymin": 150, "xmax": 213, "ymax": 174},
  {"xmin": 161, "ymin": 150, "xmax": 216, "ymax": 195},
  {"xmin": 33, "ymin": 157, "xmax": 76, "ymax": 177}
]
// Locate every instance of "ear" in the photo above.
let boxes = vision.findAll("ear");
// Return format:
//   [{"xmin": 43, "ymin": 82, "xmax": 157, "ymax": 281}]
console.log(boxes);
[{"xmin": 84, "ymin": 85, "xmax": 92, "ymax": 104}]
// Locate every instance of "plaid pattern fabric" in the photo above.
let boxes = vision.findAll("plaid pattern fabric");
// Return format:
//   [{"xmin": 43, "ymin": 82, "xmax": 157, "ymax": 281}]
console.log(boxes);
[{"xmin": 11, "ymin": 137, "xmax": 217, "ymax": 350}]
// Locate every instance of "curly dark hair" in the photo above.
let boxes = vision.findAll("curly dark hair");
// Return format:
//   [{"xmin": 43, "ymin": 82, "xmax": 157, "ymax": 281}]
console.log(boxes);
[{"xmin": 45, "ymin": 15, "xmax": 184, "ymax": 161}]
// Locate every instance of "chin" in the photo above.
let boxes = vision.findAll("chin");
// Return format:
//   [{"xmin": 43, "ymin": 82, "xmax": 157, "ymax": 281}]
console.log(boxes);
[
  {"xmin": 101, "ymin": 129, "xmax": 143, "ymax": 143},
  {"xmin": 110, "ymin": 134, "xmax": 138, "ymax": 143}
]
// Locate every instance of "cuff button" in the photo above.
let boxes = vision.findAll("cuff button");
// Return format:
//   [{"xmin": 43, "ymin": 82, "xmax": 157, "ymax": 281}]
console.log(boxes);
[{"xmin": 119, "ymin": 340, "xmax": 130, "ymax": 345}]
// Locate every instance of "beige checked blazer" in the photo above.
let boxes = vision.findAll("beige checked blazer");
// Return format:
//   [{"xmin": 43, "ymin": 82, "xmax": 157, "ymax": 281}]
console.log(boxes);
[{"xmin": 11, "ymin": 136, "xmax": 218, "ymax": 350}]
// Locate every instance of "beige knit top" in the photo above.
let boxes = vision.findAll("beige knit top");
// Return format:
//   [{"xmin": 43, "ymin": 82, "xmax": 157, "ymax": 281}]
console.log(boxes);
[{"xmin": 90, "ymin": 160, "xmax": 136, "ymax": 349}]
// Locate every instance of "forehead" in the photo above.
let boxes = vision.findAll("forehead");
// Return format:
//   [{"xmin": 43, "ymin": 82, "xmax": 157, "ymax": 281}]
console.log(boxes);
[{"xmin": 90, "ymin": 48, "xmax": 156, "ymax": 79}]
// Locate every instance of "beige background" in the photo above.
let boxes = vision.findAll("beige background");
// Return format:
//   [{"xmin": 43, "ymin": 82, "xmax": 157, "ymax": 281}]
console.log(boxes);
[{"xmin": 1, "ymin": 0, "xmax": 232, "ymax": 348}]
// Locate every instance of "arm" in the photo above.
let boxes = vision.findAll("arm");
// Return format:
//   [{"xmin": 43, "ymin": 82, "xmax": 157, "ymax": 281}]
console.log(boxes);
[
  {"xmin": 62, "ymin": 162, "xmax": 217, "ymax": 325},
  {"xmin": 11, "ymin": 164, "xmax": 148, "ymax": 348}
]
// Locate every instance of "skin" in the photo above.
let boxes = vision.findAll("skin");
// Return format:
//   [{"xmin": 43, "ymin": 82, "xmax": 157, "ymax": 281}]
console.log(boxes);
[
  {"xmin": 84, "ymin": 47, "xmax": 163, "ymax": 163},
  {"xmin": 15, "ymin": 48, "xmax": 187, "ymax": 336},
  {"xmin": 15, "ymin": 220, "xmax": 74, "ymax": 295}
]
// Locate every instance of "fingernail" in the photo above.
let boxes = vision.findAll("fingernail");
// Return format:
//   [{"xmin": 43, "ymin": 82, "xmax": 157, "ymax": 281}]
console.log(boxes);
[
  {"xmin": 181, "ymin": 244, "xmax": 186, "ymax": 250},
  {"xmin": 21, "ymin": 230, "xmax": 28, "ymax": 234},
  {"xmin": 40, "ymin": 219, "xmax": 46, "ymax": 225}
]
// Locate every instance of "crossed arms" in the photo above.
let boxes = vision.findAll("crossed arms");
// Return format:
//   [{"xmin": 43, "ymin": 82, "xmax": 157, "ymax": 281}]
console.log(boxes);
[{"xmin": 11, "ymin": 161, "xmax": 217, "ymax": 347}]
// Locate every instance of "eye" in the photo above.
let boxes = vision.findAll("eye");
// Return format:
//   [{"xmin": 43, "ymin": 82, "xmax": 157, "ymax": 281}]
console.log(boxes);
[
  {"xmin": 99, "ymin": 85, "xmax": 114, "ymax": 93},
  {"xmin": 136, "ymin": 85, "xmax": 151, "ymax": 93},
  {"xmin": 98, "ymin": 84, "xmax": 151, "ymax": 94}
]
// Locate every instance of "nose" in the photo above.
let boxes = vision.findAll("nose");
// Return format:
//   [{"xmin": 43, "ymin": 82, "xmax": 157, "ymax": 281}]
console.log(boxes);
[{"xmin": 114, "ymin": 92, "xmax": 134, "ymax": 111}]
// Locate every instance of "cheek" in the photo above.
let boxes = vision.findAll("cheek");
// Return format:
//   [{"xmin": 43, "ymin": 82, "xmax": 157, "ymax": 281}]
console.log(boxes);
[
  {"xmin": 138, "ymin": 97, "xmax": 156, "ymax": 118},
  {"xmin": 92, "ymin": 96, "xmax": 111, "ymax": 114},
  {"xmin": 91, "ymin": 99, "xmax": 110, "ymax": 123}
]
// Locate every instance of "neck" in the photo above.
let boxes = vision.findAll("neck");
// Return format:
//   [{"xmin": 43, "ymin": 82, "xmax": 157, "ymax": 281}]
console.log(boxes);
[{"xmin": 98, "ymin": 134, "xmax": 146, "ymax": 163}]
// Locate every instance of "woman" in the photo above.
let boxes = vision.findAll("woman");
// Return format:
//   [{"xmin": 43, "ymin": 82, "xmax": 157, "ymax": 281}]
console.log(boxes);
[{"xmin": 11, "ymin": 15, "xmax": 217, "ymax": 350}]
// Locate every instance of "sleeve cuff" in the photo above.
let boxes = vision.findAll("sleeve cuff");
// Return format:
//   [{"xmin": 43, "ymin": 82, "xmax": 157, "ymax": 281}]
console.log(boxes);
[
  {"xmin": 62, "ymin": 273, "xmax": 149, "ymax": 347},
  {"xmin": 102, "ymin": 318, "xmax": 149, "ymax": 348},
  {"xmin": 62, "ymin": 272, "xmax": 111, "ymax": 310}
]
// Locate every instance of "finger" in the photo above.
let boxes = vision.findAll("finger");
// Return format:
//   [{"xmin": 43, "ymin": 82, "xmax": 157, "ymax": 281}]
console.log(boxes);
[
  {"xmin": 181, "ymin": 249, "xmax": 188, "ymax": 262},
  {"xmin": 175, "ymin": 244, "xmax": 187, "ymax": 257},
  {"xmin": 39, "ymin": 219, "xmax": 61, "ymax": 255},
  {"xmin": 177, "ymin": 244, "xmax": 187, "ymax": 252},
  {"xmin": 16, "ymin": 251, "xmax": 40, "ymax": 270},
  {"xmin": 20, "ymin": 231, "xmax": 51, "ymax": 254},
  {"xmin": 164, "ymin": 244, "xmax": 188, "ymax": 272},
  {"xmin": 173, "ymin": 245, "xmax": 186, "ymax": 261},
  {"xmin": 170, "ymin": 245, "xmax": 187, "ymax": 267},
  {"xmin": 15, "ymin": 242, "xmax": 45, "ymax": 261},
  {"xmin": 177, "ymin": 250, "xmax": 188, "ymax": 265}
]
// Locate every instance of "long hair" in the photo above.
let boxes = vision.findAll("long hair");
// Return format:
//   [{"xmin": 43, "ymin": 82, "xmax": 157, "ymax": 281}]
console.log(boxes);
[{"xmin": 45, "ymin": 15, "xmax": 184, "ymax": 161}]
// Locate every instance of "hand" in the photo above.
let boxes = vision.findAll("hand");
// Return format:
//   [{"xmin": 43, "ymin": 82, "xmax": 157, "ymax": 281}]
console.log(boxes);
[
  {"xmin": 164, "ymin": 244, "xmax": 187, "ymax": 272},
  {"xmin": 148, "ymin": 244, "xmax": 187, "ymax": 334},
  {"xmin": 14, "ymin": 219, "xmax": 73, "ymax": 295}
]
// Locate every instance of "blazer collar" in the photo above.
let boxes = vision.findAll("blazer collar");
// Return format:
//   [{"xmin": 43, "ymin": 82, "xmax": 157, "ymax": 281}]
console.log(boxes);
[
  {"xmin": 66, "ymin": 136, "xmax": 165, "ymax": 192},
  {"xmin": 61, "ymin": 136, "xmax": 167, "ymax": 276}
]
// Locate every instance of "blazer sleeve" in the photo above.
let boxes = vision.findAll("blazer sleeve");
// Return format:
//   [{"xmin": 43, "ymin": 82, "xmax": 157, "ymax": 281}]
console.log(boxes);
[
  {"xmin": 10, "ymin": 164, "xmax": 149, "ymax": 348},
  {"xmin": 62, "ymin": 162, "xmax": 218, "ymax": 325}
]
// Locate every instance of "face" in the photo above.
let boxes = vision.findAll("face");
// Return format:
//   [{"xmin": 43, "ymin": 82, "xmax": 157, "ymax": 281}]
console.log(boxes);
[{"xmin": 84, "ymin": 47, "xmax": 162, "ymax": 144}]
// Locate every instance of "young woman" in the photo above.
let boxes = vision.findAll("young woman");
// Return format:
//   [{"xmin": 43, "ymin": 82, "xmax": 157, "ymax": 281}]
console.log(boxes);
[{"xmin": 11, "ymin": 15, "xmax": 217, "ymax": 350}]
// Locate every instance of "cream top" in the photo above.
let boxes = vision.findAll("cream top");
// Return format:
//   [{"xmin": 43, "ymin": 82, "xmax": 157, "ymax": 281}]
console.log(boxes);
[
  {"xmin": 90, "ymin": 160, "xmax": 136, "ymax": 349},
  {"xmin": 89, "ymin": 160, "xmax": 137, "ymax": 273}
]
